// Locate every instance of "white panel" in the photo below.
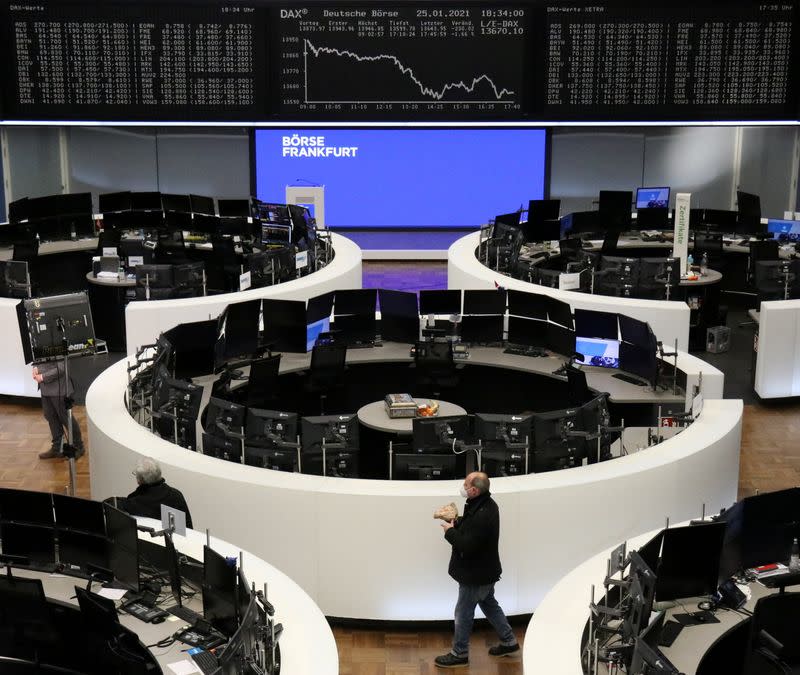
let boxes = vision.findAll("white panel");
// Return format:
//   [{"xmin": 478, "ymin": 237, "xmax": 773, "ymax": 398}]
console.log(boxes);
[
  {"xmin": 739, "ymin": 126, "xmax": 798, "ymax": 218},
  {"xmin": 4, "ymin": 127, "xmax": 63, "ymax": 200},
  {"xmin": 0, "ymin": 298, "xmax": 39, "ymax": 397},
  {"xmin": 754, "ymin": 300, "xmax": 800, "ymax": 398}
]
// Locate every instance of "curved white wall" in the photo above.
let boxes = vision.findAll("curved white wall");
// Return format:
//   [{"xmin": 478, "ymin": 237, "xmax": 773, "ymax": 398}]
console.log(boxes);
[
  {"xmin": 125, "ymin": 232, "xmax": 362, "ymax": 354},
  {"xmin": 448, "ymin": 231, "xmax": 691, "ymax": 351},
  {"xmin": 88, "ymin": 355, "xmax": 741, "ymax": 621}
]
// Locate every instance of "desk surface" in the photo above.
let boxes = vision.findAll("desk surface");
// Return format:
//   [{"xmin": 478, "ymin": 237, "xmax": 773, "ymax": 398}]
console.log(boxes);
[
  {"xmin": 85, "ymin": 270, "xmax": 137, "ymax": 287},
  {"xmin": 357, "ymin": 399, "xmax": 467, "ymax": 434}
]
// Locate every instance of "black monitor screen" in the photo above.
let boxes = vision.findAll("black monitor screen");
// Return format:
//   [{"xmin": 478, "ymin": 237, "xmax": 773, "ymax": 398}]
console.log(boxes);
[
  {"xmin": 495, "ymin": 212, "xmax": 521, "ymax": 228},
  {"xmin": 244, "ymin": 445, "xmax": 298, "ymax": 472},
  {"xmin": 334, "ymin": 289, "xmax": 377, "ymax": 316},
  {"xmin": 307, "ymin": 292, "xmax": 335, "ymax": 324},
  {"xmin": 190, "ymin": 194, "xmax": 215, "ymax": 216},
  {"xmin": 203, "ymin": 545, "xmax": 238, "ymax": 637},
  {"xmin": 574, "ymin": 309, "xmax": 618, "ymax": 340},
  {"xmin": 393, "ymin": 453, "xmax": 460, "ymax": 481},
  {"xmin": 218, "ymin": 199, "xmax": 251, "ymax": 218},
  {"xmin": 206, "ymin": 398, "xmax": 246, "ymax": 435},
  {"xmin": 463, "ymin": 289, "xmax": 506, "ymax": 315},
  {"xmin": 0, "ymin": 524, "xmax": 56, "ymax": 564},
  {"xmin": 546, "ymin": 297, "xmax": 573, "ymax": 329},
  {"xmin": 619, "ymin": 342, "xmax": 657, "ymax": 387},
  {"xmin": 507, "ymin": 289, "xmax": 548, "ymax": 320},
  {"xmin": 131, "ymin": 192, "xmax": 162, "ymax": 211},
  {"xmin": 246, "ymin": 409, "xmax": 298, "ymax": 447},
  {"xmin": 419, "ymin": 290, "xmax": 461, "ymax": 316},
  {"xmin": 473, "ymin": 413, "xmax": 532, "ymax": 454},
  {"xmin": 619, "ymin": 314, "xmax": 652, "ymax": 348},
  {"xmin": 53, "ymin": 495, "xmax": 105, "ymax": 535},
  {"xmin": 598, "ymin": 190, "xmax": 633, "ymax": 230},
  {"xmin": 507, "ymin": 316, "xmax": 547, "ymax": 348},
  {"xmin": 412, "ymin": 415, "xmax": 471, "ymax": 454},
  {"xmin": 655, "ymin": 522, "xmax": 726, "ymax": 601},
  {"xmin": 161, "ymin": 193, "xmax": 191, "ymax": 213},
  {"xmin": 460, "ymin": 315, "xmax": 504, "ymax": 344},
  {"xmin": 99, "ymin": 192, "xmax": 132, "ymax": 214},
  {"xmin": 529, "ymin": 199, "xmax": 560, "ymax": 223},
  {"xmin": 215, "ymin": 299, "xmax": 261, "ymax": 370},
  {"xmin": 546, "ymin": 323, "xmax": 576, "ymax": 357},
  {"xmin": 301, "ymin": 414, "xmax": 359, "ymax": 457},
  {"xmin": 262, "ymin": 298, "xmax": 307, "ymax": 353},
  {"xmin": 637, "ymin": 530, "xmax": 665, "ymax": 574},
  {"xmin": 103, "ymin": 503, "xmax": 140, "ymax": 591},
  {"xmin": 739, "ymin": 489, "xmax": 800, "ymax": 570},
  {"xmin": 378, "ymin": 289, "xmax": 418, "ymax": 318},
  {"xmin": 532, "ymin": 408, "xmax": 582, "ymax": 472},
  {"xmin": 58, "ymin": 531, "xmax": 109, "ymax": 571},
  {"xmin": 737, "ymin": 190, "xmax": 763, "ymax": 234},
  {"xmin": 0, "ymin": 488, "xmax": 54, "ymax": 525}
]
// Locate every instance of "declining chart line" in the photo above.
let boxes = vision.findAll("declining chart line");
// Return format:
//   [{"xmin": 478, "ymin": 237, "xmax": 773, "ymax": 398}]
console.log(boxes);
[{"xmin": 303, "ymin": 38, "xmax": 515, "ymax": 102}]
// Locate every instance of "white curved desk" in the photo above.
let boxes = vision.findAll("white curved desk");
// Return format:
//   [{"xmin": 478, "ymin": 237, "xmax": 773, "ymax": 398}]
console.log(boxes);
[
  {"xmin": 88, "ymin": 342, "xmax": 740, "ymax": 621},
  {"xmin": 448, "ymin": 231, "xmax": 692, "ymax": 351},
  {"xmin": 125, "ymin": 232, "xmax": 362, "ymax": 354}
]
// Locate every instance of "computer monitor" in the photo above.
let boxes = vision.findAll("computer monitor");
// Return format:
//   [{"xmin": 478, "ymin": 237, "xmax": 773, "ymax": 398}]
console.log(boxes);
[
  {"xmin": 576, "ymin": 394, "xmax": 614, "ymax": 462},
  {"xmin": 531, "ymin": 408, "xmax": 582, "ymax": 472},
  {"xmin": 546, "ymin": 323, "xmax": 576, "ymax": 357},
  {"xmin": 218, "ymin": 199, "xmax": 251, "ymax": 218},
  {"xmin": 189, "ymin": 213, "xmax": 219, "ymax": 236},
  {"xmin": 546, "ymin": 297, "xmax": 573, "ymax": 329},
  {"xmin": 737, "ymin": 489, "xmax": 800, "ymax": 571},
  {"xmin": 22, "ymin": 292, "xmax": 97, "ymax": 362},
  {"xmin": 190, "ymin": 194, "xmax": 215, "ymax": 216},
  {"xmin": 0, "ymin": 488, "xmax": 54, "ymax": 525},
  {"xmin": 529, "ymin": 199, "xmax": 560, "ymax": 222},
  {"xmin": 58, "ymin": 530, "xmax": 109, "ymax": 572},
  {"xmin": 262, "ymin": 298, "xmax": 307, "ymax": 353},
  {"xmin": 306, "ymin": 292, "xmax": 334, "ymax": 350},
  {"xmin": 393, "ymin": 453, "xmax": 460, "ymax": 480},
  {"xmin": 103, "ymin": 503, "xmax": 140, "ymax": 591},
  {"xmin": 205, "ymin": 397, "xmax": 246, "ymax": 437},
  {"xmin": 507, "ymin": 289, "xmax": 548, "ymax": 320},
  {"xmin": 0, "ymin": 524, "xmax": 56, "ymax": 564},
  {"xmin": 332, "ymin": 314, "xmax": 377, "ymax": 347},
  {"xmin": 261, "ymin": 224, "xmax": 292, "ymax": 248},
  {"xmin": 419, "ymin": 290, "xmax": 461, "ymax": 316},
  {"xmin": 619, "ymin": 342, "xmax": 657, "ymax": 388},
  {"xmin": 203, "ymin": 432, "xmax": 243, "ymax": 463},
  {"xmin": 636, "ymin": 187, "xmax": 670, "ymax": 210},
  {"xmin": 494, "ymin": 211, "xmax": 521, "ymax": 228},
  {"xmin": 575, "ymin": 337, "xmax": 619, "ymax": 369},
  {"xmin": 636, "ymin": 530, "xmax": 665, "ymax": 574},
  {"xmin": 378, "ymin": 289, "xmax": 419, "ymax": 343},
  {"xmin": 244, "ymin": 445, "xmax": 299, "ymax": 472},
  {"xmin": 99, "ymin": 191, "xmax": 132, "ymax": 214},
  {"xmin": 655, "ymin": 522, "xmax": 726, "ymax": 602},
  {"xmin": 628, "ymin": 636, "xmax": 681, "ymax": 675},
  {"xmin": 256, "ymin": 202, "xmax": 291, "ymax": 224},
  {"xmin": 524, "ymin": 199, "xmax": 561, "ymax": 243},
  {"xmin": 203, "ymin": 545, "xmax": 238, "ymax": 637},
  {"xmin": 245, "ymin": 409, "xmax": 298, "ymax": 448},
  {"xmin": 473, "ymin": 413, "xmax": 532, "ymax": 456},
  {"xmin": 300, "ymin": 415, "xmax": 359, "ymax": 477},
  {"xmin": 334, "ymin": 289, "xmax": 377, "ymax": 316},
  {"xmin": 460, "ymin": 315, "xmax": 504, "ymax": 344},
  {"xmin": 619, "ymin": 315, "xmax": 652, "ymax": 348},
  {"xmin": 574, "ymin": 309, "xmax": 618, "ymax": 340},
  {"xmin": 130, "ymin": 191, "xmax": 162, "ymax": 211},
  {"xmin": 214, "ymin": 299, "xmax": 261, "ymax": 372},
  {"xmin": 53, "ymin": 495, "xmax": 105, "ymax": 535},
  {"xmin": 412, "ymin": 415, "xmax": 471, "ymax": 454},
  {"xmin": 767, "ymin": 218, "xmax": 800, "ymax": 242},
  {"xmin": 507, "ymin": 316, "xmax": 547, "ymax": 348},
  {"xmin": 598, "ymin": 190, "xmax": 633, "ymax": 230},
  {"xmin": 161, "ymin": 193, "xmax": 191, "ymax": 213},
  {"xmin": 463, "ymin": 289, "xmax": 507, "ymax": 315},
  {"xmin": 0, "ymin": 575, "xmax": 55, "ymax": 640},
  {"xmin": 736, "ymin": 190, "xmax": 763, "ymax": 235}
]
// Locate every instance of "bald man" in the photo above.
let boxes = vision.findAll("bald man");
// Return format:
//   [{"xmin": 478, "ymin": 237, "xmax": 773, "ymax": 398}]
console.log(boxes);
[{"xmin": 435, "ymin": 472, "xmax": 519, "ymax": 668}]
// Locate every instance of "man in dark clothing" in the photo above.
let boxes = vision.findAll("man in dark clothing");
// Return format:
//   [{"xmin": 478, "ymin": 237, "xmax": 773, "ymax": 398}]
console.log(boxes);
[
  {"xmin": 32, "ymin": 362, "xmax": 84, "ymax": 460},
  {"xmin": 117, "ymin": 457, "xmax": 193, "ymax": 528},
  {"xmin": 434, "ymin": 472, "xmax": 519, "ymax": 668}
]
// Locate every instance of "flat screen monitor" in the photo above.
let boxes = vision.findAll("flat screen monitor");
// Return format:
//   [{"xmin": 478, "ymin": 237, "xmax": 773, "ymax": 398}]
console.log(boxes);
[
  {"xmin": 495, "ymin": 212, "xmax": 521, "ymax": 228},
  {"xmin": 163, "ymin": 319, "xmax": 217, "ymax": 380},
  {"xmin": 393, "ymin": 453, "xmax": 460, "ymax": 480},
  {"xmin": 463, "ymin": 289, "xmax": 506, "ymax": 315},
  {"xmin": 378, "ymin": 289, "xmax": 419, "ymax": 343},
  {"xmin": 53, "ymin": 495, "xmax": 105, "ymax": 535},
  {"xmin": 256, "ymin": 202, "xmax": 291, "ymax": 224},
  {"xmin": 99, "ymin": 191, "xmax": 132, "ymax": 214},
  {"xmin": 205, "ymin": 397, "xmax": 246, "ymax": 436},
  {"xmin": 717, "ymin": 500, "xmax": 745, "ymax": 582},
  {"xmin": 532, "ymin": 407, "xmax": 583, "ymax": 472},
  {"xmin": 58, "ymin": 530, "xmax": 109, "ymax": 572},
  {"xmin": 767, "ymin": 218, "xmax": 800, "ymax": 241},
  {"xmin": 0, "ymin": 524, "xmax": 56, "ymax": 564},
  {"xmin": 300, "ymin": 414, "xmax": 360, "ymax": 473},
  {"xmin": 460, "ymin": 315, "xmax": 504, "ymax": 344},
  {"xmin": 218, "ymin": 199, "xmax": 251, "ymax": 218},
  {"xmin": 419, "ymin": 290, "xmax": 461, "ymax": 316},
  {"xmin": 244, "ymin": 445, "xmax": 298, "ymax": 472},
  {"xmin": 546, "ymin": 323, "xmax": 576, "ymax": 357},
  {"xmin": 574, "ymin": 309, "xmax": 618, "ymax": 340},
  {"xmin": 619, "ymin": 315, "xmax": 653, "ymax": 349},
  {"xmin": 190, "ymin": 194, "xmax": 215, "ymax": 216},
  {"xmin": 507, "ymin": 289, "xmax": 548, "ymax": 320},
  {"xmin": 203, "ymin": 545, "xmax": 238, "ymax": 637},
  {"xmin": 507, "ymin": 316, "xmax": 547, "ymax": 348},
  {"xmin": 528, "ymin": 199, "xmax": 560, "ymax": 222},
  {"xmin": 629, "ymin": 637, "xmax": 680, "ymax": 675},
  {"xmin": 130, "ymin": 191, "xmax": 162, "ymax": 212},
  {"xmin": 739, "ymin": 488, "xmax": 800, "ymax": 570},
  {"xmin": 523, "ymin": 219, "xmax": 561, "ymax": 243},
  {"xmin": 245, "ymin": 409, "xmax": 298, "ymax": 448},
  {"xmin": 655, "ymin": 522, "xmax": 726, "ymax": 602},
  {"xmin": 8, "ymin": 197, "xmax": 29, "ymax": 223},
  {"xmin": 473, "ymin": 413, "xmax": 532, "ymax": 454},
  {"xmin": 202, "ymin": 432, "xmax": 243, "ymax": 463},
  {"xmin": 637, "ymin": 530, "xmax": 665, "ymax": 575},
  {"xmin": 306, "ymin": 317, "xmax": 330, "ymax": 351},
  {"xmin": 598, "ymin": 190, "xmax": 633, "ymax": 230},
  {"xmin": 619, "ymin": 342, "xmax": 657, "ymax": 388},
  {"xmin": 161, "ymin": 193, "xmax": 190, "ymax": 213},
  {"xmin": 262, "ymin": 298, "xmax": 307, "ymax": 353},
  {"xmin": 0, "ymin": 575, "xmax": 52, "ymax": 636},
  {"xmin": 190, "ymin": 213, "xmax": 219, "ymax": 235},
  {"xmin": 22, "ymin": 292, "xmax": 97, "ymax": 362},
  {"xmin": 546, "ymin": 297, "xmax": 573, "ymax": 329},
  {"xmin": 214, "ymin": 299, "xmax": 261, "ymax": 371},
  {"xmin": 412, "ymin": 415, "xmax": 471, "ymax": 454},
  {"xmin": 636, "ymin": 187, "xmax": 670, "ymax": 210},
  {"xmin": 331, "ymin": 314, "xmax": 377, "ymax": 346},
  {"xmin": 103, "ymin": 503, "xmax": 140, "ymax": 591},
  {"xmin": 261, "ymin": 224, "xmax": 292, "ymax": 247},
  {"xmin": 334, "ymin": 289, "xmax": 377, "ymax": 316},
  {"xmin": 622, "ymin": 551, "xmax": 658, "ymax": 642},
  {"xmin": 0, "ymin": 488, "xmax": 54, "ymax": 525},
  {"xmin": 736, "ymin": 190, "xmax": 763, "ymax": 235},
  {"xmin": 307, "ymin": 292, "xmax": 335, "ymax": 325},
  {"xmin": 575, "ymin": 337, "xmax": 619, "ymax": 369}
]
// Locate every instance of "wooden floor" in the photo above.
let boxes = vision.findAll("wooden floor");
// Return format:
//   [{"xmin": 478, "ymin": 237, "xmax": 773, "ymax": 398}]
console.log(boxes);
[{"xmin": 1, "ymin": 394, "xmax": 798, "ymax": 674}]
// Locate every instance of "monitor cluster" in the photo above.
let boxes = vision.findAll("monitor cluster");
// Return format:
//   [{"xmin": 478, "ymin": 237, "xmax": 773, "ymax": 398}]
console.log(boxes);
[{"xmin": 588, "ymin": 487, "xmax": 800, "ymax": 674}]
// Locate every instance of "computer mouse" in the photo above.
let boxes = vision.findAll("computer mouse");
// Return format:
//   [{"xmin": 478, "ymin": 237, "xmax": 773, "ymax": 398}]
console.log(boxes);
[{"xmin": 152, "ymin": 615, "xmax": 165, "ymax": 624}]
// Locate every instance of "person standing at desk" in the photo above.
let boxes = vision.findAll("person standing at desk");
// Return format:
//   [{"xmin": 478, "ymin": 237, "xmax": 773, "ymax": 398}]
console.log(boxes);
[
  {"xmin": 435, "ymin": 472, "xmax": 519, "ymax": 668},
  {"xmin": 32, "ymin": 362, "xmax": 84, "ymax": 460}
]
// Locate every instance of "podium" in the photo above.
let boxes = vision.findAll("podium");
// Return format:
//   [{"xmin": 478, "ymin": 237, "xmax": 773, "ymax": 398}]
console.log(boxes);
[{"xmin": 286, "ymin": 185, "xmax": 325, "ymax": 228}]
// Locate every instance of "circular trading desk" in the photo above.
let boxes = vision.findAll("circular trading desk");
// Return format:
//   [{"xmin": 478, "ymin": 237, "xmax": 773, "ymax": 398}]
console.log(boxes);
[
  {"xmin": 449, "ymin": 231, "xmax": 695, "ymax": 351},
  {"xmin": 88, "ymin": 340, "xmax": 740, "ymax": 622},
  {"xmin": 357, "ymin": 399, "xmax": 467, "ymax": 434},
  {"xmin": 124, "ymin": 232, "xmax": 362, "ymax": 355}
]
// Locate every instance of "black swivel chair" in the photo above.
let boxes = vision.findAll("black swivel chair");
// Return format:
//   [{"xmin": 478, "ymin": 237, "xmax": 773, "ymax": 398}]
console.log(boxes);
[
  {"xmin": 743, "ymin": 593, "xmax": 800, "ymax": 675},
  {"xmin": 747, "ymin": 240, "xmax": 780, "ymax": 286},
  {"xmin": 414, "ymin": 340, "xmax": 459, "ymax": 398},
  {"xmin": 245, "ymin": 354, "xmax": 282, "ymax": 409},
  {"xmin": 305, "ymin": 343, "xmax": 347, "ymax": 415},
  {"xmin": 566, "ymin": 366, "xmax": 592, "ymax": 406}
]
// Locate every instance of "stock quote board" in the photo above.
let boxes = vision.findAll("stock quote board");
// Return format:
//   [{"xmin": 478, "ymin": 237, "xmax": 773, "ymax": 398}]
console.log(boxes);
[{"xmin": 1, "ymin": 1, "xmax": 798, "ymax": 123}]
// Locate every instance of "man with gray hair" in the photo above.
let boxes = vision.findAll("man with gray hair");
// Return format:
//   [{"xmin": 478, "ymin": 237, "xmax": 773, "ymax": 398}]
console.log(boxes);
[
  {"xmin": 116, "ymin": 457, "xmax": 193, "ymax": 528},
  {"xmin": 434, "ymin": 471, "xmax": 519, "ymax": 668}
]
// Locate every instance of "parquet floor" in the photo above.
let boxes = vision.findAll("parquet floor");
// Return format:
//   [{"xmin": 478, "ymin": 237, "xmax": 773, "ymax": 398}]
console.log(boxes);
[{"xmin": 0, "ymin": 395, "xmax": 796, "ymax": 673}]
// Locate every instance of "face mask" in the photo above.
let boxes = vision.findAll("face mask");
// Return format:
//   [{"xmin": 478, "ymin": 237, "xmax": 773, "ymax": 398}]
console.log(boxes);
[{"xmin": 459, "ymin": 486, "xmax": 469, "ymax": 499}]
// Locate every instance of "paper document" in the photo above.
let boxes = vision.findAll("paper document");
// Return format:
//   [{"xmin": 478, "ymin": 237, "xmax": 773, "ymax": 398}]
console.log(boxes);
[{"xmin": 166, "ymin": 661, "xmax": 202, "ymax": 675}]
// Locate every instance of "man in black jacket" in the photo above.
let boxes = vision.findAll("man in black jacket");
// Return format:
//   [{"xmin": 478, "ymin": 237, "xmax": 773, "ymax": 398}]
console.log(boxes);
[
  {"xmin": 435, "ymin": 472, "xmax": 519, "ymax": 668},
  {"xmin": 116, "ymin": 457, "xmax": 193, "ymax": 528}
]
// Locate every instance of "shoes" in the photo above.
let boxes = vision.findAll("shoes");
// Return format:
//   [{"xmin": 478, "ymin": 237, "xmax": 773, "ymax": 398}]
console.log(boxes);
[
  {"xmin": 489, "ymin": 643, "xmax": 520, "ymax": 657},
  {"xmin": 38, "ymin": 447, "xmax": 62, "ymax": 460},
  {"xmin": 434, "ymin": 653, "xmax": 468, "ymax": 668},
  {"xmin": 74, "ymin": 445, "xmax": 85, "ymax": 460}
]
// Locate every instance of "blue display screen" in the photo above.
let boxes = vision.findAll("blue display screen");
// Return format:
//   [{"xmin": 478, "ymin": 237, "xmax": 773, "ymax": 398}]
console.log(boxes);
[
  {"xmin": 254, "ymin": 129, "xmax": 546, "ymax": 228},
  {"xmin": 768, "ymin": 219, "xmax": 800, "ymax": 240},
  {"xmin": 576, "ymin": 337, "xmax": 620, "ymax": 369},
  {"xmin": 636, "ymin": 187, "xmax": 670, "ymax": 209}
]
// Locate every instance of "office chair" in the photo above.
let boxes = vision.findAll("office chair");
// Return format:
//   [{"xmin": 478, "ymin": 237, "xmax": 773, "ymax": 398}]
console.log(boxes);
[
  {"xmin": 414, "ymin": 340, "xmax": 459, "ymax": 398},
  {"xmin": 743, "ymin": 593, "xmax": 800, "ymax": 674},
  {"xmin": 693, "ymin": 230, "xmax": 725, "ymax": 271},
  {"xmin": 245, "ymin": 354, "xmax": 282, "ymax": 409},
  {"xmin": 566, "ymin": 365, "xmax": 592, "ymax": 406},
  {"xmin": 536, "ymin": 267, "xmax": 561, "ymax": 289},
  {"xmin": 559, "ymin": 237, "xmax": 583, "ymax": 265},
  {"xmin": 305, "ymin": 343, "xmax": 347, "ymax": 415},
  {"xmin": 747, "ymin": 240, "xmax": 780, "ymax": 286},
  {"xmin": 12, "ymin": 237, "xmax": 39, "ymax": 264}
]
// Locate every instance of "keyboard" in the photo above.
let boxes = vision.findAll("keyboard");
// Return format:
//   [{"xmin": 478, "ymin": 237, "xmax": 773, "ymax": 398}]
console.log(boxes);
[
  {"xmin": 504, "ymin": 346, "xmax": 547, "ymax": 358},
  {"xmin": 612, "ymin": 372, "xmax": 646, "ymax": 386},
  {"xmin": 122, "ymin": 601, "xmax": 168, "ymax": 623},
  {"xmin": 167, "ymin": 604, "xmax": 203, "ymax": 623},
  {"xmin": 658, "ymin": 620, "xmax": 683, "ymax": 647},
  {"xmin": 189, "ymin": 648, "xmax": 219, "ymax": 674}
]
